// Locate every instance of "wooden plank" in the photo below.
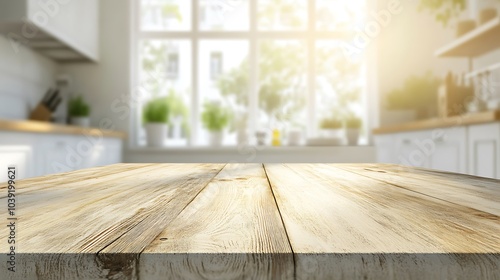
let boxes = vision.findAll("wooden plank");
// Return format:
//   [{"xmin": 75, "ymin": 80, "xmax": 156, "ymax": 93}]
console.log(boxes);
[
  {"xmin": 0, "ymin": 163, "xmax": 157, "ymax": 197},
  {"xmin": 372, "ymin": 110, "xmax": 500, "ymax": 134},
  {"xmin": 336, "ymin": 163, "xmax": 500, "ymax": 216},
  {"xmin": 0, "ymin": 119, "xmax": 127, "ymax": 139},
  {"xmin": 265, "ymin": 164, "xmax": 500, "ymax": 279},
  {"xmin": 0, "ymin": 163, "xmax": 224, "ymax": 279},
  {"xmin": 140, "ymin": 164, "xmax": 294, "ymax": 279}
]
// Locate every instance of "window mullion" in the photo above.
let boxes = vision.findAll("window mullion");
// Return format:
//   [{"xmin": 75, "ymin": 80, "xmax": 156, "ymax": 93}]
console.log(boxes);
[
  {"xmin": 249, "ymin": 0, "xmax": 258, "ymax": 144},
  {"xmin": 190, "ymin": 0, "xmax": 199, "ymax": 146},
  {"xmin": 308, "ymin": 0, "xmax": 317, "ymax": 137}
]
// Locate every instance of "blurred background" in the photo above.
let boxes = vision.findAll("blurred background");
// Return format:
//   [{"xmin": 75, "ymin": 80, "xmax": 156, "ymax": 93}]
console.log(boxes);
[{"xmin": 1, "ymin": 0, "xmax": 500, "ymax": 180}]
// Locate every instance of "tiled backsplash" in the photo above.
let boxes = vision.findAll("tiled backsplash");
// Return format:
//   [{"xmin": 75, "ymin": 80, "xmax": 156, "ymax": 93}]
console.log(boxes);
[{"xmin": 0, "ymin": 35, "xmax": 57, "ymax": 120}]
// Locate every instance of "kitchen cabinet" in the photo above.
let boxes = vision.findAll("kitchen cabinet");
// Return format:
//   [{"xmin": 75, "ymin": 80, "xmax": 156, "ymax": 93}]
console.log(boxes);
[
  {"xmin": 427, "ymin": 127, "xmax": 467, "ymax": 174},
  {"xmin": 373, "ymin": 134, "xmax": 396, "ymax": 164},
  {"xmin": 0, "ymin": 0, "xmax": 99, "ymax": 62},
  {"xmin": 0, "ymin": 132, "xmax": 37, "ymax": 181},
  {"xmin": 468, "ymin": 123, "xmax": 500, "ymax": 179},
  {"xmin": 0, "ymin": 131, "xmax": 123, "ymax": 180},
  {"xmin": 375, "ymin": 123, "xmax": 498, "ymax": 178},
  {"xmin": 394, "ymin": 131, "xmax": 431, "ymax": 169}
]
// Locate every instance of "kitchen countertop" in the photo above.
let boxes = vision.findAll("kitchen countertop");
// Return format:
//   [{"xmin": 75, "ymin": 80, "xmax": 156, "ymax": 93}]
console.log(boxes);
[
  {"xmin": 1, "ymin": 163, "xmax": 499, "ymax": 279},
  {"xmin": 373, "ymin": 110, "xmax": 500, "ymax": 134},
  {"xmin": 0, "ymin": 118, "xmax": 127, "ymax": 139}
]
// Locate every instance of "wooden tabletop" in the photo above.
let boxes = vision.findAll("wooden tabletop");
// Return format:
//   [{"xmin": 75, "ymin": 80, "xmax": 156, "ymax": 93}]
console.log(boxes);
[{"xmin": 1, "ymin": 164, "xmax": 499, "ymax": 279}]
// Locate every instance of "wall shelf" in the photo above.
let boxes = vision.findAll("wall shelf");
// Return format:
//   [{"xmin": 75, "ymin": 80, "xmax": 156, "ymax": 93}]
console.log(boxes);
[{"xmin": 435, "ymin": 17, "xmax": 500, "ymax": 58}]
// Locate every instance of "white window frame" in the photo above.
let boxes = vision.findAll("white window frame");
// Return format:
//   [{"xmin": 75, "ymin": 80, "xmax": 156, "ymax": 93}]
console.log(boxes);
[{"xmin": 131, "ymin": 0, "xmax": 370, "ymax": 147}]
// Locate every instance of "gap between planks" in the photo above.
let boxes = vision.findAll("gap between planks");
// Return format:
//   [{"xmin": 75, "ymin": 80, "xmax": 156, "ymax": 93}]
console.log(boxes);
[
  {"xmin": 262, "ymin": 163, "xmax": 297, "ymax": 280},
  {"xmin": 96, "ymin": 163, "xmax": 229, "ymax": 258}
]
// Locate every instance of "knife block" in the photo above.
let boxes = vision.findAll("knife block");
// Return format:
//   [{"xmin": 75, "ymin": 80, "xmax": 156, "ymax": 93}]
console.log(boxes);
[{"xmin": 29, "ymin": 103, "xmax": 52, "ymax": 122}]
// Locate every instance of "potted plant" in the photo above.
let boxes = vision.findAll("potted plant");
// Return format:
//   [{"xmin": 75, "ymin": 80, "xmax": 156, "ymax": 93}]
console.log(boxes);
[
  {"xmin": 143, "ymin": 97, "xmax": 169, "ymax": 147},
  {"xmin": 68, "ymin": 96, "xmax": 90, "ymax": 127},
  {"xmin": 319, "ymin": 117, "xmax": 343, "ymax": 138},
  {"xmin": 201, "ymin": 102, "xmax": 231, "ymax": 146},
  {"xmin": 345, "ymin": 115, "xmax": 362, "ymax": 145},
  {"xmin": 385, "ymin": 72, "xmax": 441, "ymax": 120}
]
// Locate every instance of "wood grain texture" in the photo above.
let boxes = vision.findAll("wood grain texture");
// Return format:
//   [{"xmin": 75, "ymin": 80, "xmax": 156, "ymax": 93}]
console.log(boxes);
[
  {"xmin": 0, "ymin": 164, "xmax": 224, "ymax": 279},
  {"xmin": 264, "ymin": 164, "xmax": 500, "ymax": 279},
  {"xmin": 140, "ymin": 164, "xmax": 294, "ymax": 279},
  {"xmin": 336, "ymin": 163, "xmax": 500, "ymax": 216},
  {"xmin": 0, "ymin": 119, "xmax": 127, "ymax": 138},
  {"xmin": 372, "ymin": 110, "xmax": 500, "ymax": 134},
  {"xmin": 0, "ymin": 163, "xmax": 499, "ymax": 279}
]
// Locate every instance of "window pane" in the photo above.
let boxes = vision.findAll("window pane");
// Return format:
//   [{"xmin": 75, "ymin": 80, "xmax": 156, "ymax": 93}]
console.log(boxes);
[
  {"xmin": 258, "ymin": 40, "xmax": 307, "ymax": 136},
  {"xmin": 198, "ymin": 40, "xmax": 249, "ymax": 146},
  {"xmin": 141, "ymin": 0, "xmax": 191, "ymax": 31},
  {"xmin": 315, "ymin": 40, "xmax": 364, "ymax": 136},
  {"xmin": 316, "ymin": 0, "xmax": 366, "ymax": 31},
  {"xmin": 139, "ymin": 40, "xmax": 192, "ymax": 146},
  {"xmin": 258, "ymin": 0, "xmax": 307, "ymax": 30},
  {"xmin": 199, "ymin": 0, "xmax": 249, "ymax": 31}
]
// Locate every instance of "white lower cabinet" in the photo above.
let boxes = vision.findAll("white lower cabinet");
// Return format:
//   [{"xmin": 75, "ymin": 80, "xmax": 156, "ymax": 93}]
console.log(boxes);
[
  {"xmin": 428, "ymin": 127, "xmax": 467, "ymax": 174},
  {"xmin": 0, "ymin": 132, "xmax": 123, "ymax": 180},
  {"xmin": 375, "ymin": 124, "xmax": 492, "ymax": 178},
  {"xmin": 468, "ymin": 123, "xmax": 500, "ymax": 179}
]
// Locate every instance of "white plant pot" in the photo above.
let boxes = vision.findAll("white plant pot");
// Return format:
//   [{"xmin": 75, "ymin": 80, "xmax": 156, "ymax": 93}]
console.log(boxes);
[
  {"xmin": 287, "ymin": 130, "xmax": 302, "ymax": 146},
  {"xmin": 321, "ymin": 129, "xmax": 344, "ymax": 138},
  {"xmin": 346, "ymin": 129, "xmax": 360, "ymax": 145},
  {"xmin": 209, "ymin": 131, "xmax": 224, "ymax": 147},
  {"xmin": 145, "ymin": 123, "xmax": 168, "ymax": 147},
  {"xmin": 70, "ymin": 117, "xmax": 90, "ymax": 127}
]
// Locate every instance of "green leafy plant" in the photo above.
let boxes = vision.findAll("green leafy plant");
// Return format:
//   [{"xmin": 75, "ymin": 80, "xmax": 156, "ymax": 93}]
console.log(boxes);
[
  {"xmin": 201, "ymin": 102, "xmax": 231, "ymax": 132},
  {"xmin": 320, "ymin": 117, "xmax": 343, "ymax": 129},
  {"xmin": 143, "ymin": 98, "xmax": 169, "ymax": 124},
  {"xmin": 165, "ymin": 89, "xmax": 190, "ymax": 135},
  {"xmin": 385, "ymin": 71, "xmax": 441, "ymax": 115},
  {"xmin": 68, "ymin": 96, "xmax": 90, "ymax": 117},
  {"xmin": 345, "ymin": 115, "xmax": 362, "ymax": 129}
]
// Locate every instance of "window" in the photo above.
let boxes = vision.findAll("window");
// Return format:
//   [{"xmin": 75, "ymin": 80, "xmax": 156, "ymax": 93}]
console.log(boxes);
[{"xmin": 134, "ymin": 0, "xmax": 367, "ymax": 147}]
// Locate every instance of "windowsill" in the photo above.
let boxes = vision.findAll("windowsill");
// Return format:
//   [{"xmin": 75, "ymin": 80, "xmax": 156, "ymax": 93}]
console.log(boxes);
[
  {"xmin": 124, "ymin": 145, "xmax": 376, "ymax": 163},
  {"xmin": 128, "ymin": 145, "xmax": 373, "ymax": 153}
]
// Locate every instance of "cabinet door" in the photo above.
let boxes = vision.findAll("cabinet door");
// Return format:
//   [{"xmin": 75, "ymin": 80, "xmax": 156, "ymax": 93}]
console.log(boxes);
[
  {"xmin": 395, "ymin": 131, "xmax": 431, "ymax": 168},
  {"xmin": 468, "ymin": 123, "xmax": 500, "ymax": 179},
  {"xmin": 428, "ymin": 127, "xmax": 467, "ymax": 174},
  {"xmin": 374, "ymin": 135, "xmax": 397, "ymax": 164},
  {"xmin": 80, "ymin": 137, "xmax": 123, "ymax": 168},
  {"xmin": 0, "ymin": 132, "xmax": 38, "ymax": 180},
  {"xmin": 0, "ymin": 146, "xmax": 34, "ymax": 182},
  {"xmin": 41, "ymin": 136, "xmax": 82, "ymax": 175}
]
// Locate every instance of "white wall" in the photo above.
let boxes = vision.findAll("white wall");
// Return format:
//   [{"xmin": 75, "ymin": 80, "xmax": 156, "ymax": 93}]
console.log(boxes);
[
  {"xmin": 375, "ymin": 0, "xmax": 469, "ymax": 125},
  {"xmin": 58, "ymin": 0, "xmax": 131, "ymax": 134},
  {"xmin": 0, "ymin": 35, "xmax": 57, "ymax": 120}
]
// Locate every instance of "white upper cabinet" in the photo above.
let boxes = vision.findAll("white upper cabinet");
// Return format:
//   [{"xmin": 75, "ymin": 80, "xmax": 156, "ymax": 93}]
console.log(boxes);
[{"xmin": 0, "ymin": 0, "xmax": 99, "ymax": 62}]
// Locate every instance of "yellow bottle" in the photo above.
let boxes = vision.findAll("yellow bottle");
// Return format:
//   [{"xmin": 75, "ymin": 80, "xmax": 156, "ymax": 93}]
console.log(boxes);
[{"xmin": 272, "ymin": 129, "xmax": 281, "ymax": 146}]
